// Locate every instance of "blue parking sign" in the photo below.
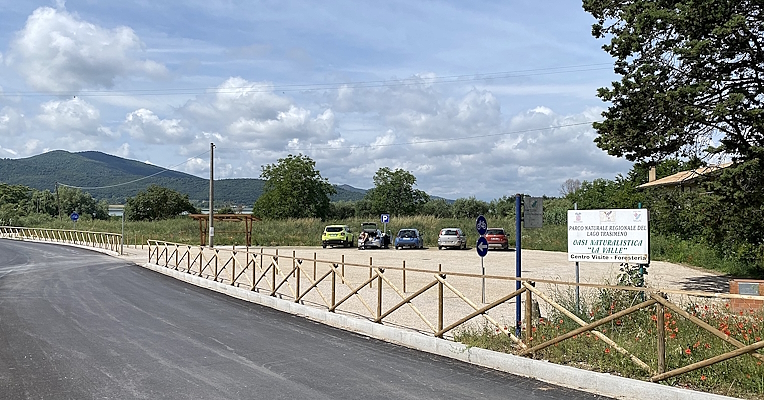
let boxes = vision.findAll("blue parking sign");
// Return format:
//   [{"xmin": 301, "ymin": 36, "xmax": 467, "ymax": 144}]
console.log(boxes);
[{"xmin": 381, "ymin": 214, "xmax": 390, "ymax": 224}]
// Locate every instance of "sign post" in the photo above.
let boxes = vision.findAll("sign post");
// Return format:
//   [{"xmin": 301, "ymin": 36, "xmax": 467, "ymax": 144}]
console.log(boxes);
[
  {"xmin": 476, "ymin": 215, "xmax": 488, "ymax": 303},
  {"xmin": 70, "ymin": 212, "xmax": 79, "ymax": 230},
  {"xmin": 381, "ymin": 213, "xmax": 390, "ymax": 238}
]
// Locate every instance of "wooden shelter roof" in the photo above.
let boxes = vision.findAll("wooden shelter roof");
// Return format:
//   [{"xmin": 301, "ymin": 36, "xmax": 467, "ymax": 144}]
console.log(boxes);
[{"xmin": 637, "ymin": 163, "xmax": 732, "ymax": 189}]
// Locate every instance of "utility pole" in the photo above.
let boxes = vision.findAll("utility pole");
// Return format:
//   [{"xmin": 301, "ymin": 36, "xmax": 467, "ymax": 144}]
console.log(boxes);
[
  {"xmin": 209, "ymin": 142, "xmax": 215, "ymax": 248},
  {"xmin": 56, "ymin": 182, "xmax": 61, "ymax": 220}
]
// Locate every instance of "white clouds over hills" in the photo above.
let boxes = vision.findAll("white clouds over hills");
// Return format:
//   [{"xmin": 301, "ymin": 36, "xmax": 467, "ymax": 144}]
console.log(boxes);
[{"xmin": 0, "ymin": 2, "xmax": 628, "ymax": 200}]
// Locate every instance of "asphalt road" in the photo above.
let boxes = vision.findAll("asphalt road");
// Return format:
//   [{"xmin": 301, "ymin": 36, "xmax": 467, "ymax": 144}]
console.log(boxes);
[{"xmin": 0, "ymin": 239, "xmax": 611, "ymax": 399}]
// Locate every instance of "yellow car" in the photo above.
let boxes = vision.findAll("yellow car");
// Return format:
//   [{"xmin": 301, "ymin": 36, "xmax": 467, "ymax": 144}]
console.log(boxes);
[{"xmin": 322, "ymin": 225, "xmax": 354, "ymax": 248}]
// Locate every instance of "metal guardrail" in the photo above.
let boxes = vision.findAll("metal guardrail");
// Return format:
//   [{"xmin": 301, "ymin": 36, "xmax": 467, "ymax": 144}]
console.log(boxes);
[
  {"xmin": 147, "ymin": 240, "xmax": 764, "ymax": 383},
  {"xmin": 0, "ymin": 226, "xmax": 122, "ymax": 254}
]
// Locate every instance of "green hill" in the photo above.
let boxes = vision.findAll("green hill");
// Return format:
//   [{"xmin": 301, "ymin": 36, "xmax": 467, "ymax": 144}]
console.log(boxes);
[{"xmin": 0, "ymin": 150, "xmax": 366, "ymax": 205}]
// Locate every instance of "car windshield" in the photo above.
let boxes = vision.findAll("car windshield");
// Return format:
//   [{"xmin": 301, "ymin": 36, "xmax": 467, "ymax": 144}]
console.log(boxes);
[
  {"xmin": 485, "ymin": 229, "xmax": 504, "ymax": 235},
  {"xmin": 325, "ymin": 227, "xmax": 344, "ymax": 233},
  {"xmin": 441, "ymin": 229, "xmax": 459, "ymax": 236},
  {"xmin": 398, "ymin": 230, "xmax": 416, "ymax": 238}
]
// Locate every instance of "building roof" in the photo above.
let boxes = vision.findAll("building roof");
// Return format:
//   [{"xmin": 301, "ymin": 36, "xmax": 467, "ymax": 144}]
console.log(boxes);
[{"xmin": 638, "ymin": 163, "xmax": 733, "ymax": 189}]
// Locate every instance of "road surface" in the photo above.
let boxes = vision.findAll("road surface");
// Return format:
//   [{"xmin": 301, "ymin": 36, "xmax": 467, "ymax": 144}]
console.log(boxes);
[{"xmin": 0, "ymin": 239, "xmax": 610, "ymax": 399}]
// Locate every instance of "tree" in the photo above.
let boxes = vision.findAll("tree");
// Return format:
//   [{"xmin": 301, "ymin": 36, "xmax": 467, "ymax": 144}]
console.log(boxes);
[
  {"xmin": 420, "ymin": 198, "xmax": 452, "ymax": 218},
  {"xmin": 451, "ymin": 196, "xmax": 489, "ymax": 219},
  {"xmin": 364, "ymin": 167, "xmax": 429, "ymax": 216},
  {"xmin": 488, "ymin": 195, "xmax": 515, "ymax": 218},
  {"xmin": 558, "ymin": 179, "xmax": 581, "ymax": 197},
  {"xmin": 584, "ymin": 1, "xmax": 763, "ymax": 163},
  {"xmin": 252, "ymin": 154, "xmax": 335, "ymax": 219},
  {"xmin": 57, "ymin": 186, "xmax": 108, "ymax": 220},
  {"xmin": 125, "ymin": 185, "xmax": 196, "ymax": 221}
]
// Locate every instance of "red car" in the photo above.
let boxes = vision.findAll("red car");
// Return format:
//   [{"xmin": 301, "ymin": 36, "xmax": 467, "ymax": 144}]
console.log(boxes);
[{"xmin": 485, "ymin": 228, "xmax": 509, "ymax": 250}]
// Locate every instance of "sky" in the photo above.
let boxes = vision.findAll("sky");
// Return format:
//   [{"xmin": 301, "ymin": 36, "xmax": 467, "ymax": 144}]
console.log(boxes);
[{"xmin": 0, "ymin": 0, "xmax": 634, "ymax": 201}]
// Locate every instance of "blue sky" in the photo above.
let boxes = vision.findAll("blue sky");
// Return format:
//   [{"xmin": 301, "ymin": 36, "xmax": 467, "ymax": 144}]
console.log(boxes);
[{"xmin": 0, "ymin": 0, "xmax": 633, "ymax": 200}]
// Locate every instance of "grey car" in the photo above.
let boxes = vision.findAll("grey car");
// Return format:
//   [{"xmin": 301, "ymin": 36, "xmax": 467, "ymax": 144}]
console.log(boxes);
[{"xmin": 438, "ymin": 228, "xmax": 467, "ymax": 250}]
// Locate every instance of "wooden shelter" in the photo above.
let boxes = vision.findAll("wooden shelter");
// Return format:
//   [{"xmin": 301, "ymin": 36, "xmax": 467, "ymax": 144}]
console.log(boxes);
[{"xmin": 189, "ymin": 214, "xmax": 260, "ymax": 246}]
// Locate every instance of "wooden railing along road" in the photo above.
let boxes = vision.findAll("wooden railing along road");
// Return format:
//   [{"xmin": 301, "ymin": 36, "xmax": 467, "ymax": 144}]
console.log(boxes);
[{"xmin": 147, "ymin": 240, "xmax": 764, "ymax": 383}]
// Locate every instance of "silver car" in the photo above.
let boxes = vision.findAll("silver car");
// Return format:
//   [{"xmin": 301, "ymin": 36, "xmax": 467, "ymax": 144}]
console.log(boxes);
[{"xmin": 438, "ymin": 228, "xmax": 467, "ymax": 250}]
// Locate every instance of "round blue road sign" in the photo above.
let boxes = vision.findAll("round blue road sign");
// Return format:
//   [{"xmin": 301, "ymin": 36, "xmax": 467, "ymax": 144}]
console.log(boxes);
[
  {"xmin": 476, "ymin": 236, "xmax": 488, "ymax": 257},
  {"xmin": 70, "ymin": 212, "xmax": 79, "ymax": 222},
  {"xmin": 475, "ymin": 215, "xmax": 487, "ymax": 236}
]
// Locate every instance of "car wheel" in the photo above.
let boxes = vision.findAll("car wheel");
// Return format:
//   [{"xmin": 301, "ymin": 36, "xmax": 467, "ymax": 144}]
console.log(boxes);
[
  {"xmin": 322, "ymin": 242, "xmax": 327, "ymax": 248},
  {"xmin": 438, "ymin": 245, "xmax": 442, "ymax": 250}
]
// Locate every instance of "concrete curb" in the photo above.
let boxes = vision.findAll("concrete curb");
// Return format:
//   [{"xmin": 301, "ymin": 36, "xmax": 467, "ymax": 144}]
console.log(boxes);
[{"xmin": 141, "ymin": 261, "xmax": 737, "ymax": 400}]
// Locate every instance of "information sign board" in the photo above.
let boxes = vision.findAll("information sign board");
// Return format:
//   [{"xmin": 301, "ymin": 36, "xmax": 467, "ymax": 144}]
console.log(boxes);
[
  {"xmin": 524, "ymin": 197, "xmax": 543, "ymax": 228},
  {"xmin": 567, "ymin": 209, "xmax": 649, "ymax": 263}
]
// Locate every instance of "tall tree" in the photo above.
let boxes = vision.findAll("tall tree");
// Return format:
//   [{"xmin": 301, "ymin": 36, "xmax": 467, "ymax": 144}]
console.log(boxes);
[
  {"xmin": 451, "ymin": 196, "xmax": 489, "ymax": 219},
  {"xmin": 364, "ymin": 167, "xmax": 429, "ymax": 216},
  {"xmin": 57, "ymin": 186, "xmax": 109, "ymax": 220},
  {"xmin": 252, "ymin": 154, "xmax": 335, "ymax": 219},
  {"xmin": 125, "ymin": 185, "xmax": 196, "ymax": 221},
  {"xmin": 583, "ymin": 1, "xmax": 763, "ymax": 162}
]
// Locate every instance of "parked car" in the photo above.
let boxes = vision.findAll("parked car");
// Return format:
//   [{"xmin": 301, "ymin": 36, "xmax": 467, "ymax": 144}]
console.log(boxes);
[
  {"xmin": 485, "ymin": 228, "xmax": 509, "ymax": 250},
  {"xmin": 394, "ymin": 228, "xmax": 423, "ymax": 249},
  {"xmin": 438, "ymin": 228, "xmax": 467, "ymax": 250},
  {"xmin": 322, "ymin": 225, "xmax": 354, "ymax": 248},
  {"xmin": 358, "ymin": 222, "xmax": 390, "ymax": 249}
]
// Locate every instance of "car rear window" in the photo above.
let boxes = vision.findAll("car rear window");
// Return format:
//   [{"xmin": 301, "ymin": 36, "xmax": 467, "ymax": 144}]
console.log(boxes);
[
  {"xmin": 325, "ymin": 227, "xmax": 344, "ymax": 233},
  {"xmin": 486, "ymin": 229, "xmax": 505, "ymax": 235},
  {"xmin": 398, "ymin": 230, "xmax": 416, "ymax": 238},
  {"xmin": 441, "ymin": 229, "xmax": 459, "ymax": 236}
]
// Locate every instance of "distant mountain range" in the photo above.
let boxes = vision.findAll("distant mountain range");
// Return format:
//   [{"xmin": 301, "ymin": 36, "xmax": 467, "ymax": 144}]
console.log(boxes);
[{"xmin": 0, "ymin": 150, "xmax": 368, "ymax": 205}]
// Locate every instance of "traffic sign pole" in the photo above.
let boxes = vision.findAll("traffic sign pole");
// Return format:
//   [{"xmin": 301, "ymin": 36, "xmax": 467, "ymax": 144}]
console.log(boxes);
[
  {"xmin": 475, "ymin": 216, "xmax": 488, "ymax": 303},
  {"xmin": 515, "ymin": 194, "xmax": 522, "ymax": 337},
  {"xmin": 481, "ymin": 257, "xmax": 485, "ymax": 303}
]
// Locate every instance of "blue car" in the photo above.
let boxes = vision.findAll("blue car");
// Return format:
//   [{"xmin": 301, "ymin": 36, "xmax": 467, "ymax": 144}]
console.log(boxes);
[{"xmin": 394, "ymin": 229, "xmax": 424, "ymax": 249}]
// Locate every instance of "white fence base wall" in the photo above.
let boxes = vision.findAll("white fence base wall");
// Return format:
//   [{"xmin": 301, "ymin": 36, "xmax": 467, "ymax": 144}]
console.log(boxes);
[{"xmin": 142, "ymin": 261, "xmax": 736, "ymax": 400}]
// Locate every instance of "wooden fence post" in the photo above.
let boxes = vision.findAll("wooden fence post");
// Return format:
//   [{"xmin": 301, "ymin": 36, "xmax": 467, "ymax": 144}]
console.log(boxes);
[
  {"xmin": 525, "ymin": 286, "xmax": 533, "ymax": 345},
  {"xmin": 402, "ymin": 260, "xmax": 406, "ymax": 293},
  {"xmin": 377, "ymin": 268, "xmax": 383, "ymax": 321},
  {"xmin": 656, "ymin": 300, "xmax": 666, "ymax": 374},
  {"xmin": 437, "ymin": 263, "xmax": 443, "ymax": 338}
]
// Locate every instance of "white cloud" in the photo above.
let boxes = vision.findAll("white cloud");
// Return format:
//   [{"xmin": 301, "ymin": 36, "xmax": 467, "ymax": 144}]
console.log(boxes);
[
  {"xmin": 0, "ymin": 106, "xmax": 26, "ymax": 136},
  {"xmin": 121, "ymin": 108, "xmax": 188, "ymax": 144},
  {"xmin": 179, "ymin": 77, "xmax": 339, "ymax": 152},
  {"xmin": 7, "ymin": 6, "xmax": 168, "ymax": 92},
  {"xmin": 37, "ymin": 98, "xmax": 105, "ymax": 136},
  {"xmin": 114, "ymin": 142, "xmax": 132, "ymax": 158}
]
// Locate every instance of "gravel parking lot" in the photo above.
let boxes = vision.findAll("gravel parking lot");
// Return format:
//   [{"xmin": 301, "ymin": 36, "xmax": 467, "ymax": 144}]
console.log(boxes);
[{"xmin": 126, "ymin": 244, "xmax": 730, "ymax": 336}]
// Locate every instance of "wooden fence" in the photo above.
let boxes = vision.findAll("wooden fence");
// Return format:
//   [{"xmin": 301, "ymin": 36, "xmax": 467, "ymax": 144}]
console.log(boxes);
[{"xmin": 146, "ymin": 240, "xmax": 764, "ymax": 382}]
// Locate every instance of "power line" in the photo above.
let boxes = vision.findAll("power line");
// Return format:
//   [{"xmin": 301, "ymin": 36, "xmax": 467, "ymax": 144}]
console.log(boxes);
[
  {"xmin": 218, "ymin": 120, "xmax": 600, "ymax": 152},
  {"xmin": 6, "ymin": 63, "xmax": 613, "ymax": 98},
  {"xmin": 58, "ymin": 149, "xmax": 211, "ymax": 190},
  {"xmin": 55, "ymin": 120, "xmax": 599, "ymax": 191}
]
